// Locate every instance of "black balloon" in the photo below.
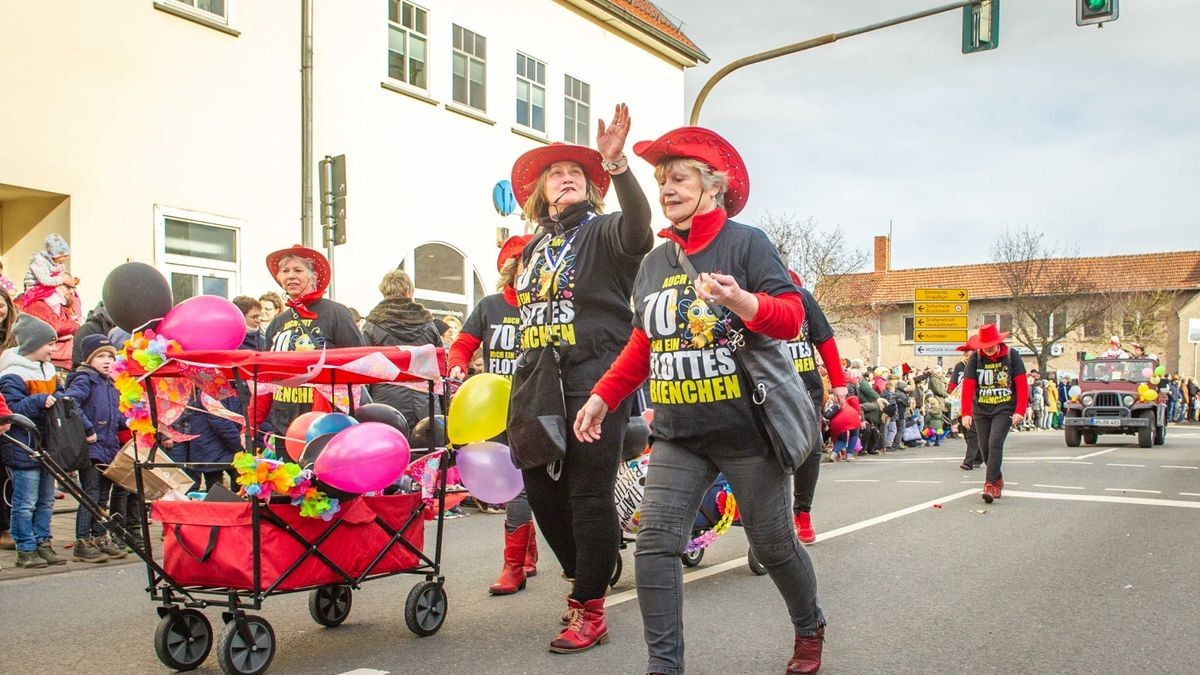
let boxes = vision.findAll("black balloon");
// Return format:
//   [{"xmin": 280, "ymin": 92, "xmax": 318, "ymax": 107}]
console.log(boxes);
[
  {"xmin": 102, "ymin": 262, "xmax": 174, "ymax": 332},
  {"xmin": 353, "ymin": 403, "xmax": 410, "ymax": 437},
  {"xmin": 409, "ymin": 415, "xmax": 446, "ymax": 449},
  {"xmin": 622, "ymin": 416, "xmax": 650, "ymax": 461}
]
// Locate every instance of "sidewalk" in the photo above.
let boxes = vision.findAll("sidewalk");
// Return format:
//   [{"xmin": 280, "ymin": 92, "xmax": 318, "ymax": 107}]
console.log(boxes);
[{"xmin": 1, "ymin": 494, "xmax": 146, "ymax": 581}]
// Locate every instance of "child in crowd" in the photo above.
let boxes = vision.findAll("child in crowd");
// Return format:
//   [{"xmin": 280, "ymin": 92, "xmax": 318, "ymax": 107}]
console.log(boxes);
[
  {"xmin": 0, "ymin": 314, "xmax": 67, "ymax": 568},
  {"xmin": 20, "ymin": 234, "xmax": 79, "ymax": 305},
  {"xmin": 828, "ymin": 396, "xmax": 862, "ymax": 462},
  {"xmin": 901, "ymin": 411, "xmax": 925, "ymax": 448},
  {"xmin": 64, "ymin": 335, "xmax": 128, "ymax": 562},
  {"xmin": 924, "ymin": 393, "xmax": 944, "ymax": 446},
  {"xmin": 171, "ymin": 389, "xmax": 244, "ymax": 492}
]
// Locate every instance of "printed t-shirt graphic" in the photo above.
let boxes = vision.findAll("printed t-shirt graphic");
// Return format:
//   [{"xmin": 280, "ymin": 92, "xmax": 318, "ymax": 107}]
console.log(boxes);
[
  {"xmin": 461, "ymin": 294, "xmax": 522, "ymax": 378},
  {"xmin": 269, "ymin": 312, "xmax": 329, "ymax": 405},
  {"xmin": 786, "ymin": 288, "xmax": 834, "ymax": 393},
  {"xmin": 515, "ymin": 228, "xmax": 581, "ymax": 351},
  {"xmin": 964, "ymin": 349, "xmax": 1026, "ymax": 415}
]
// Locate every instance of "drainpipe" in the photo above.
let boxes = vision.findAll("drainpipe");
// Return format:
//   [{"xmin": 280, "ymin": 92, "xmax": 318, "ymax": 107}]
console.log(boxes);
[{"xmin": 300, "ymin": 0, "xmax": 314, "ymax": 247}]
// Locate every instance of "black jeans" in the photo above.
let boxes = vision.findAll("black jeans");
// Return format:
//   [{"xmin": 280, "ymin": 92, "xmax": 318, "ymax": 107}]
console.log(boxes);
[
  {"xmin": 522, "ymin": 394, "xmax": 630, "ymax": 602},
  {"xmin": 961, "ymin": 424, "xmax": 981, "ymax": 466},
  {"xmin": 792, "ymin": 388, "xmax": 824, "ymax": 514},
  {"xmin": 974, "ymin": 412, "xmax": 1012, "ymax": 484}
]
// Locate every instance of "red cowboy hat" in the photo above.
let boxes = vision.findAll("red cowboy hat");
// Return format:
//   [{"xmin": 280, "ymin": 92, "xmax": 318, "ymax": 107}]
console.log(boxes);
[
  {"xmin": 956, "ymin": 334, "xmax": 980, "ymax": 352},
  {"xmin": 632, "ymin": 126, "xmax": 750, "ymax": 217},
  {"xmin": 510, "ymin": 143, "xmax": 610, "ymax": 209},
  {"xmin": 973, "ymin": 323, "xmax": 1010, "ymax": 350},
  {"xmin": 497, "ymin": 234, "xmax": 534, "ymax": 272},
  {"xmin": 266, "ymin": 245, "xmax": 331, "ymax": 293}
]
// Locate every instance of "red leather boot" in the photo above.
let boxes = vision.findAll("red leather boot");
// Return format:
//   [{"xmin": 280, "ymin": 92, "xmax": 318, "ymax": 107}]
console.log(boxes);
[
  {"xmin": 995, "ymin": 477, "xmax": 1004, "ymax": 498},
  {"xmin": 794, "ymin": 512, "xmax": 816, "ymax": 545},
  {"xmin": 524, "ymin": 527, "xmax": 539, "ymax": 577},
  {"xmin": 787, "ymin": 626, "xmax": 824, "ymax": 674},
  {"xmin": 982, "ymin": 482, "xmax": 996, "ymax": 504},
  {"xmin": 548, "ymin": 597, "xmax": 609, "ymax": 653},
  {"xmin": 488, "ymin": 522, "xmax": 531, "ymax": 595}
]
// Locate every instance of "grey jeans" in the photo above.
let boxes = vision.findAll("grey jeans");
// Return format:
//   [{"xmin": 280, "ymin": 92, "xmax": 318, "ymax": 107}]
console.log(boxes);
[{"xmin": 634, "ymin": 439, "xmax": 825, "ymax": 675}]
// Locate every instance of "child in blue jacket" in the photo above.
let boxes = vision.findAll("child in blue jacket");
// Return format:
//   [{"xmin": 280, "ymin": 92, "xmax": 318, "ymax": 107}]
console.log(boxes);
[
  {"xmin": 170, "ymin": 390, "xmax": 243, "ymax": 492},
  {"xmin": 64, "ymin": 334, "xmax": 129, "ymax": 562},
  {"xmin": 0, "ymin": 314, "xmax": 67, "ymax": 568}
]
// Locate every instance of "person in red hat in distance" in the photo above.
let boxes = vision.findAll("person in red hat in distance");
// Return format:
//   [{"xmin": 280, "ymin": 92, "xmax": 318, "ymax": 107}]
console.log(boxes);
[
  {"xmin": 448, "ymin": 234, "xmax": 542, "ymax": 596},
  {"xmin": 959, "ymin": 323, "xmax": 1028, "ymax": 503},
  {"xmin": 949, "ymin": 334, "xmax": 983, "ymax": 470},
  {"xmin": 507, "ymin": 103, "xmax": 653, "ymax": 654},
  {"xmin": 576, "ymin": 126, "xmax": 826, "ymax": 675}
]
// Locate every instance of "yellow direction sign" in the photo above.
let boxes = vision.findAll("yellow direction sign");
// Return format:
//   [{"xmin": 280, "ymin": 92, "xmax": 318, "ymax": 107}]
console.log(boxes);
[
  {"xmin": 913, "ymin": 301, "xmax": 968, "ymax": 315},
  {"xmin": 914, "ymin": 329, "xmax": 969, "ymax": 344},
  {"xmin": 914, "ymin": 315, "xmax": 968, "ymax": 329},
  {"xmin": 915, "ymin": 288, "xmax": 969, "ymax": 302}
]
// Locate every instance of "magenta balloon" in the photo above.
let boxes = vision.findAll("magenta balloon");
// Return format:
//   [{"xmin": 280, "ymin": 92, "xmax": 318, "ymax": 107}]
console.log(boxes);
[
  {"xmin": 455, "ymin": 441, "xmax": 523, "ymax": 504},
  {"xmin": 158, "ymin": 295, "xmax": 247, "ymax": 351},
  {"xmin": 314, "ymin": 422, "xmax": 411, "ymax": 494}
]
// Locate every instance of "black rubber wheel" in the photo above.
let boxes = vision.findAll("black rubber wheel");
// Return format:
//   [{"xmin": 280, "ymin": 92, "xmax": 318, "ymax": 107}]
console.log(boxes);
[
  {"xmin": 681, "ymin": 547, "xmax": 704, "ymax": 568},
  {"xmin": 1154, "ymin": 420, "xmax": 1166, "ymax": 446},
  {"xmin": 308, "ymin": 584, "xmax": 353, "ymax": 627},
  {"xmin": 1064, "ymin": 426, "xmax": 1081, "ymax": 447},
  {"xmin": 216, "ymin": 615, "xmax": 275, "ymax": 675},
  {"xmin": 609, "ymin": 553, "xmax": 623, "ymax": 587},
  {"xmin": 1138, "ymin": 413, "xmax": 1153, "ymax": 448},
  {"xmin": 747, "ymin": 547, "xmax": 767, "ymax": 576},
  {"xmin": 154, "ymin": 608, "xmax": 213, "ymax": 671},
  {"xmin": 1083, "ymin": 431, "xmax": 1098, "ymax": 445},
  {"xmin": 405, "ymin": 581, "xmax": 448, "ymax": 637}
]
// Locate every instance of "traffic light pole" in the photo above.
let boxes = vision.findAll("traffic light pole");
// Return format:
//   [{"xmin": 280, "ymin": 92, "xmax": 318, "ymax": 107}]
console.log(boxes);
[{"xmin": 688, "ymin": 0, "xmax": 984, "ymax": 125}]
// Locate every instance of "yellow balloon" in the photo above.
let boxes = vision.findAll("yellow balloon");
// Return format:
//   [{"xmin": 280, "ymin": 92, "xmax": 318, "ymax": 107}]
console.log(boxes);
[
  {"xmin": 1137, "ymin": 383, "xmax": 1149, "ymax": 392},
  {"xmin": 447, "ymin": 373, "xmax": 512, "ymax": 445},
  {"xmin": 1142, "ymin": 390, "xmax": 1158, "ymax": 402}
]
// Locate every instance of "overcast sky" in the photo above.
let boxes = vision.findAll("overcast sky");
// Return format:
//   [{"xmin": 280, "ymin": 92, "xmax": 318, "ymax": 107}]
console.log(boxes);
[{"xmin": 650, "ymin": 0, "xmax": 1200, "ymax": 271}]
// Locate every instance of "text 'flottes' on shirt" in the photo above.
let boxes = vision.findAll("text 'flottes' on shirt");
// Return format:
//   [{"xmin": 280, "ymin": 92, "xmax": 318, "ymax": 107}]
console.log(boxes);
[
  {"xmin": 273, "ymin": 386, "xmax": 315, "ymax": 404},
  {"xmin": 787, "ymin": 338, "xmax": 817, "ymax": 375},
  {"xmin": 641, "ymin": 285, "xmax": 744, "ymax": 406},
  {"xmin": 517, "ymin": 299, "xmax": 578, "ymax": 349}
]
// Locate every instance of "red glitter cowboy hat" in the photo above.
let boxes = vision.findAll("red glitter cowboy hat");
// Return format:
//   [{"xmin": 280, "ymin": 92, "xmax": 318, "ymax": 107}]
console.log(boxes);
[
  {"xmin": 497, "ymin": 234, "xmax": 534, "ymax": 272},
  {"xmin": 956, "ymin": 334, "xmax": 980, "ymax": 352},
  {"xmin": 510, "ymin": 143, "xmax": 610, "ymax": 209},
  {"xmin": 266, "ymin": 245, "xmax": 331, "ymax": 293},
  {"xmin": 632, "ymin": 126, "xmax": 750, "ymax": 217},
  {"xmin": 973, "ymin": 323, "xmax": 1010, "ymax": 350}
]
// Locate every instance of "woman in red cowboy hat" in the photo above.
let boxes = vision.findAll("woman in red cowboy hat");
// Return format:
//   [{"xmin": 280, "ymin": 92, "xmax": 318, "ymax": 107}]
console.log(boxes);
[
  {"xmin": 447, "ymin": 234, "xmax": 542, "ymax": 597},
  {"xmin": 959, "ymin": 323, "xmax": 1028, "ymax": 503},
  {"xmin": 949, "ymin": 335, "xmax": 983, "ymax": 470},
  {"xmin": 508, "ymin": 103, "xmax": 653, "ymax": 654},
  {"xmin": 257, "ymin": 245, "xmax": 364, "ymax": 441},
  {"xmin": 576, "ymin": 126, "xmax": 825, "ymax": 675}
]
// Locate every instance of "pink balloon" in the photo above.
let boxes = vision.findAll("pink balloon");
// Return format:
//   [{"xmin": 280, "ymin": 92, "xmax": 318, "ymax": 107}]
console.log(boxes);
[
  {"xmin": 158, "ymin": 295, "xmax": 247, "ymax": 351},
  {"xmin": 455, "ymin": 441, "xmax": 523, "ymax": 504},
  {"xmin": 1141, "ymin": 367, "xmax": 1153, "ymax": 378},
  {"xmin": 315, "ymin": 423, "xmax": 411, "ymax": 493}
]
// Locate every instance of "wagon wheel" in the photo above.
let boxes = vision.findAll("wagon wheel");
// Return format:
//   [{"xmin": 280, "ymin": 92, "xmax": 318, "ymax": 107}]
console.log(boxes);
[
  {"xmin": 747, "ymin": 546, "xmax": 768, "ymax": 576},
  {"xmin": 308, "ymin": 585, "xmax": 353, "ymax": 627},
  {"xmin": 609, "ymin": 553, "xmax": 623, "ymax": 587},
  {"xmin": 405, "ymin": 581, "xmax": 448, "ymax": 636},
  {"xmin": 216, "ymin": 615, "xmax": 276, "ymax": 675},
  {"xmin": 154, "ymin": 608, "xmax": 213, "ymax": 671},
  {"xmin": 681, "ymin": 547, "xmax": 704, "ymax": 568}
]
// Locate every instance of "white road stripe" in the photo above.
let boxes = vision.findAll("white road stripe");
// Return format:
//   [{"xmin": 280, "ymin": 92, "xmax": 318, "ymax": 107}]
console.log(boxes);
[
  {"xmin": 1162, "ymin": 465, "xmax": 1199, "ymax": 470},
  {"xmin": 1107, "ymin": 463, "xmax": 1145, "ymax": 468},
  {"xmin": 1050, "ymin": 461, "xmax": 1093, "ymax": 465},
  {"xmin": 1005, "ymin": 490, "xmax": 1200, "ymax": 508},
  {"xmin": 1033, "ymin": 484, "xmax": 1086, "ymax": 490},
  {"xmin": 897, "ymin": 480, "xmax": 943, "ymax": 484},
  {"xmin": 834, "ymin": 479, "xmax": 879, "ymax": 483},
  {"xmin": 1104, "ymin": 488, "xmax": 1161, "ymax": 494},
  {"xmin": 1181, "ymin": 493, "xmax": 1200, "ymax": 497},
  {"xmin": 338, "ymin": 670, "xmax": 390, "ymax": 675},
  {"xmin": 605, "ymin": 489, "xmax": 979, "ymax": 608},
  {"xmin": 1074, "ymin": 448, "xmax": 1118, "ymax": 460}
]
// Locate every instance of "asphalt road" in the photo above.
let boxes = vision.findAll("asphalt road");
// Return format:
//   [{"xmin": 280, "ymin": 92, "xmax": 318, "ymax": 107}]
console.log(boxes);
[{"xmin": 2, "ymin": 426, "xmax": 1198, "ymax": 674}]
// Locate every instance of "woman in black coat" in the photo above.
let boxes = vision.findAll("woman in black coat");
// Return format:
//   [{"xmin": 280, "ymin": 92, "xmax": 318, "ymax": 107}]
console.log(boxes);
[{"xmin": 361, "ymin": 270, "xmax": 442, "ymax": 433}]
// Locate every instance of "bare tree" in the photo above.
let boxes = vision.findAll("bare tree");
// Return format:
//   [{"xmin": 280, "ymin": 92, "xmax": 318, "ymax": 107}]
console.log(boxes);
[
  {"xmin": 1103, "ymin": 289, "xmax": 1180, "ymax": 351},
  {"xmin": 757, "ymin": 213, "xmax": 869, "ymax": 328},
  {"xmin": 990, "ymin": 226, "xmax": 1110, "ymax": 373}
]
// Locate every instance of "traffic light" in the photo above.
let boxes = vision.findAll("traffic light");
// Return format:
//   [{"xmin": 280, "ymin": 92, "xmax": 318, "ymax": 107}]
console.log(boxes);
[{"xmin": 1077, "ymin": 0, "xmax": 1118, "ymax": 27}]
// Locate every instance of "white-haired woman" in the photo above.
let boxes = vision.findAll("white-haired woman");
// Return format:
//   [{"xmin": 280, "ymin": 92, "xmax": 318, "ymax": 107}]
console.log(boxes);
[{"xmin": 576, "ymin": 127, "xmax": 826, "ymax": 674}]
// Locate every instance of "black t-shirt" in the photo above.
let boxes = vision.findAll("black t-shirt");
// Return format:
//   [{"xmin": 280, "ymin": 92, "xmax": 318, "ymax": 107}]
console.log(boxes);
[
  {"xmin": 264, "ymin": 299, "xmax": 365, "ymax": 430},
  {"xmin": 632, "ymin": 221, "xmax": 795, "ymax": 457},
  {"xmin": 963, "ymin": 346, "xmax": 1026, "ymax": 416},
  {"xmin": 786, "ymin": 288, "xmax": 835, "ymax": 393},
  {"xmin": 515, "ymin": 210, "xmax": 645, "ymax": 396},
  {"xmin": 461, "ymin": 293, "xmax": 522, "ymax": 378}
]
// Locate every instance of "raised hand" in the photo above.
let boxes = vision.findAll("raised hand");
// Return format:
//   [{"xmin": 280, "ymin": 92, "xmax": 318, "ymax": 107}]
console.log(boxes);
[{"xmin": 596, "ymin": 103, "xmax": 631, "ymax": 163}]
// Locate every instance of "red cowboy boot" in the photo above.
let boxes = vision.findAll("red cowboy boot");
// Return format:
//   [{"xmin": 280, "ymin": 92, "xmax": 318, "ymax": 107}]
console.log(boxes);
[
  {"xmin": 995, "ymin": 477, "xmax": 1004, "ymax": 498},
  {"xmin": 787, "ymin": 626, "xmax": 824, "ymax": 674},
  {"xmin": 488, "ymin": 522, "xmax": 532, "ymax": 595},
  {"xmin": 794, "ymin": 512, "xmax": 816, "ymax": 545},
  {"xmin": 524, "ymin": 528, "xmax": 539, "ymax": 577},
  {"xmin": 548, "ymin": 597, "xmax": 609, "ymax": 653},
  {"xmin": 982, "ymin": 482, "xmax": 996, "ymax": 504}
]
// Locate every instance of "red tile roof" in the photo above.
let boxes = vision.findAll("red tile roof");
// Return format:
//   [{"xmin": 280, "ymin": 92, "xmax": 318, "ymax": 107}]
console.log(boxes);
[
  {"xmin": 603, "ymin": 0, "xmax": 708, "ymax": 62},
  {"xmin": 824, "ymin": 251, "xmax": 1200, "ymax": 306}
]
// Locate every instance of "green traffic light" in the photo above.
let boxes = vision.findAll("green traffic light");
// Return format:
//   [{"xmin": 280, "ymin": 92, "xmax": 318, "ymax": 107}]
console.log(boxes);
[{"xmin": 1085, "ymin": 0, "xmax": 1108, "ymax": 10}]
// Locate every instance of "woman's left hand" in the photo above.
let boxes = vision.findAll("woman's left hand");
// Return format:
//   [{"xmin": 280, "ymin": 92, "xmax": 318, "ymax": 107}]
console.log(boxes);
[
  {"xmin": 596, "ymin": 103, "xmax": 630, "ymax": 163},
  {"xmin": 573, "ymin": 394, "xmax": 610, "ymax": 443},
  {"xmin": 696, "ymin": 272, "xmax": 758, "ymax": 319}
]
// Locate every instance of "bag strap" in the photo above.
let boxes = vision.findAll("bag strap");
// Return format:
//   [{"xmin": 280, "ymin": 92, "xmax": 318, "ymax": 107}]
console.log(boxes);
[{"xmin": 171, "ymin": 523, "xmax": 220, "ymax": 563}]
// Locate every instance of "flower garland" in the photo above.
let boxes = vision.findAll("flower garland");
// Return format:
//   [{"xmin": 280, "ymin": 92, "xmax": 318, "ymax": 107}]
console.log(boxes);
[
  {"xmin": 684, "ymin": 484, "xmax": 738, "ymax": 554},
  {"xmin": 232, "ymin": 450, "xmax": 340, "ymax": 520},
  {"xmin": 112, "ymin": 329, "xmax": 182, "ymax": 448}
]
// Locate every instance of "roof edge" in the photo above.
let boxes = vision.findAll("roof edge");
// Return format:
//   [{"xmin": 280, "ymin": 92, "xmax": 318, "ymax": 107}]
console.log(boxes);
[{"xmin": 564, "ymin": 0, "xmax": 710, "ymax": 66}]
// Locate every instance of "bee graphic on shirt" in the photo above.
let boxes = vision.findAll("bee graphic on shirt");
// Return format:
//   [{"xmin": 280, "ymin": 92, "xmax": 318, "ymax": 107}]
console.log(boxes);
[
  {"xmin": 679, "ymin": 296, "xmax": 720, "ymax": 348},
  {"xmin": 535, "ymin": 247, "xmax": 575, "ymax": 301},
  {"xmin": 996, "ymin": 368, "xmax": 1009, "ymax": 390},
  {"xmin": 294, "ymin": 333, "xmax": 316, "ymax": 351}
]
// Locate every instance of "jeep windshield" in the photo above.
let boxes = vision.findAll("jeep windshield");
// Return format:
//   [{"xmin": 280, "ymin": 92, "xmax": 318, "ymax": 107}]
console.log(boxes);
[{"xmin": 1081, "ymin": 359, "xmax": 1155, "ymax": 384}]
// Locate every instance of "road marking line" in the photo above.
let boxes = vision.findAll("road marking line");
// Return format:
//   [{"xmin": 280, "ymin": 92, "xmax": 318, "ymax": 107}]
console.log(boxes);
[
  {"xmin": 1005, "ymin": 490, "xmax": 1199, "ymax": 508},
  {"xmin": 1107, "ymin": 463, "xmax": 1145, "ymax": 468},
  {"xmin": 1104, "ymin": 488, "xmax": 1161, "ymax": 494},
  {"xmin": 1181, "ymin": 493, "xmax": 1200, "ymax": 497},
  {"xmin": 1162, "ymin": 465, "xmax": 1199, "ymax": 470},
  {"xmin": 338, "ymin": 670, "xmax": 390, "ymax": 675},
  {"xmin": 834, "ymin": 479, "xmax": 879, "ymax": 483},
  {"xmin": 1050, "ymin": 460, "xmax": 1093, "ymax": 465},
  {"xmin": 605, "ymin": 488, "xmax": 979, "ymax": 609},
  {"xmin": 1074, "ymin": 448, "xmax": 1117, "ymax": 460},
  {"xmin": 1033, "ymin": 484, "xmax": 1086, "ymax": 490},
  {"xmin": 897, "ymin": 480, "xmax": 943, "ymax": 484}
]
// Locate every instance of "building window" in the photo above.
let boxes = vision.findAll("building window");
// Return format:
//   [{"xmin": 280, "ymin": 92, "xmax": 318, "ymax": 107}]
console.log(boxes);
[
  {"xmin": 982, "ymin": 312, "xmax": 1013, "ymax": 334},
  {"xmin": 903, "ymin": 316, "xmax": 915, "ymax": 342},
  {"xmin": 155, "ymin": 206, "xmax": 242, "ymax": 304},
  {"xmin": 452, "ymin": 25, "xmax": 486, "ymax": 111},
  {"xmin": 399, "ymin": 242, "xmax": 487, "ymax": 320},
  {"xmin": 1083, "ymin": 313, "xmax": 1106, "ymax": 339},
  {"xmin": 388, "ymin": 1, "xmax": 427, "ymax": 89},
  {"xmin": 515, "ymin": 53, "xmax": 546, "ymax": 132},
  {"xmin": 564, "ymin": 75, "xmax": 590, "ymax": 144},
  {"xmin": 164, "ymin": 0, "xmax": 227, "ymax": 20}
]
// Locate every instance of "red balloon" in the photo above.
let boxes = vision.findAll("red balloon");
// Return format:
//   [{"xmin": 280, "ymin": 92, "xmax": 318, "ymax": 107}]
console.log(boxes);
[{"xmin": 284, "ymin": 412, "xmax": 326, "ymax": 462}]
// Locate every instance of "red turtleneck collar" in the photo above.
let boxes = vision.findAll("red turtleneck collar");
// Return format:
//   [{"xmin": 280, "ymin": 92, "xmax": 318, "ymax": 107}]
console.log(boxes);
[
  {"xmin": 657, "ymin": 208, "xmax": 727, "ymax": 255},
  {"xmin": 503, "ymin": 285, "xmax": 518, "ymax": 307}
]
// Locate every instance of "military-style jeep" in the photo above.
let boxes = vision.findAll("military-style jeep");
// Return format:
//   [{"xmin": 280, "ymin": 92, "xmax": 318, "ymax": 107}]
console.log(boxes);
[{"xmin": 1063, "ymin": 357, "xmax": 1166, "ymax": 448}]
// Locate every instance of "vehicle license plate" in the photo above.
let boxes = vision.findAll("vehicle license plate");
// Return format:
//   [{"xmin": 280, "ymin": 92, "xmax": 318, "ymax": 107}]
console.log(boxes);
[{"xmin": 1090, "ymin": 418, "xmax": 1121, "ymax": 427}]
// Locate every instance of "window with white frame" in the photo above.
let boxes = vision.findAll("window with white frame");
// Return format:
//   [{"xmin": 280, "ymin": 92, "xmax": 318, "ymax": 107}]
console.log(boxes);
[
  {"xmin": 564, "ymin": 75, "xmax": 590, "ymax": 144},
  {"xmin": 388, "ymin": 1, "xmax": 427, "ymax": 89},
  {"xmin": 398, "ymin": 242, "xmax": 486, "ymax": 321},
  {"xmin": 982, "ymin": 312, "xmax": 1013, "ymax": 334},
  {"xmin": 163, "ymin": 0, "xmax": 227, "ymax": 21},
  {"xmin": 452, "ymin": 24, "xmax": 486, "ymax": 111},
  {"xmin": 516, "ymin": 53, "xmax": 546, "ymax": 132},
  {"xmin": 155, "ymin": 206, "xmax": 242, "ymax": 304}
]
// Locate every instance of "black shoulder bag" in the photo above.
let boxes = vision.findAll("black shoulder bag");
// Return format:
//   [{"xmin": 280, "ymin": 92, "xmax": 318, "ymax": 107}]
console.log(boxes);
[
  {"xmin": 674, "ymin": 245, "xmax": 822, "ymax": 474},
  {"xmin": 507, "ymin": 233, "xmax": 572, "ymax": 470},
  {"xmin": 41, "ymin": 396, "xmax": 90, "ymax": 472}
]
